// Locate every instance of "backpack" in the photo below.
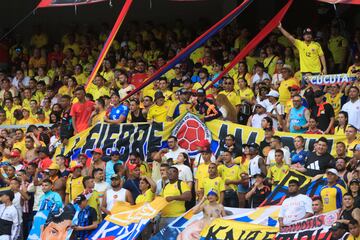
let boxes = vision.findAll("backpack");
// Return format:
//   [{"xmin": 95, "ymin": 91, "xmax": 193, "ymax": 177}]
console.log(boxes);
[{"xmin": 166, "ymin": 180, "xmax": 196, "ymax": 211}]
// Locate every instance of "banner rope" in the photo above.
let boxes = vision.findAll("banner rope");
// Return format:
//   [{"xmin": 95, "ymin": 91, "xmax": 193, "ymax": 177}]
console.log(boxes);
[{"xmin": 0, "ymin": 6, "xmax": 38, "ymax": 42}]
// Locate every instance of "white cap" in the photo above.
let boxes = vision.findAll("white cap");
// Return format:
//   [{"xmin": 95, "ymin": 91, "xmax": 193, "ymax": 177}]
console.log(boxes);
[
  {"xmin": 266, "ymin": 90, "xmax": 280, "ymax": 98},
  {"xmin": 256, "ymin": 102, "xmax": 267, "ymax": 109},
  {"xmin": 326, "ymin": 168, "xmax": 339, "ymax": 177}
]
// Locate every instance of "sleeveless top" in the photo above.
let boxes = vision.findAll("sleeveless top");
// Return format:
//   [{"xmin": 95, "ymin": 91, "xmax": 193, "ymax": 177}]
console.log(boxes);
[
  {"xmin": 249, "ymin": 155, "xmax": 262, "ymax": 185},
  {"xmin": 251, "ymin": 113, "xmax": 267, "ymax": 128},
  {"xmin": 131, "ymin": 111, "xmax": 147, "ymax": 122},
  {"xmin": 106, "ymin": 188, "xmax": 127, "ymax": 212},
  {"xmin": 289, "ymin": 106, "xmax": 307, "ymax": 133}
]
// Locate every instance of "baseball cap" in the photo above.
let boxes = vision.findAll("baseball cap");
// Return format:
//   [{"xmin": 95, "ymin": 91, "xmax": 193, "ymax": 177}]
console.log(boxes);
[
  {"xmin": 314, "ymin": 90, "xmax": 325, "ymax": 98},
  {"xmin": 69, "ymin": 161, "xmax": 83, "ymax": 172},
  {"xmin": 330, "ymin": 222, "xmax": 347, "ymax": 231},
  {"xmin": 179, "ymin": 88, "xmax": 190, "ymax": 95},
  {"xmin": 197, "ymin": 88, "xmax": 206, "ymax": 96},
  {"xmin": 10, "ymin": 150, "xmax": 21, "ymax": 158},
  {"xmin": 255, "ymin": 102, "xmax": 267, "ymax": 109},
  {"xmin": 282, "ymin": 64, "xmax": 293, "ymax": 72},
  {"xmin": 254, "ymin": 173, "xmax": 266, "ymax": 178},
  {"xmin": 303, "ymin": 28, "xmax": 313, "ymax": 35},
  {"xmin": 266, "ymin": 90, "xmax": 279, "ymax": 98},
  {"xmin": 207, "ymin": 189, "xmax": 218, "ymax": 197},
  {"xmin": 352, "ymin": 144, "xmax": 360, "ymax": 152},
  {"xmin": 288, "ymin": 84, "xmax": 301, "ymax": 91},
  {"xmin": 48, "ymin": 163, "xmax": 60, "ymax": 170},
  {"xmin": 326, "ymin": 168, "xmax": 339, "ymax": 177},
  {"xmin": 350, "ymin": 179, "xmax": 360, "ymax": 185},
  {"xmin": 174, "ymin": 64, "xmax": 181, "ymax": 68},
  {"xmin": 75, "ymin": 194, "xmax": 87, "ymax": 204},
  {"xmin": 110, "ymin": 174, "xmax": 121, "ymax": 180},
  {"xmin": 110, "ymin": 150, "xmax": 120, "ymax": 156},
  {"xmin": 198, "ymin": 68, "xmax": 208, "ymax": 75},
  {"xmin": 248, "ymin": 142, "xmax": 260, "ymax": 150},
  {"xmin": 154, "ymin": 91, "xmax": 165, "ymax": 101},
  {"xmin": 92, "ymin": 148, "xmax": 103, "ymax": 155}
]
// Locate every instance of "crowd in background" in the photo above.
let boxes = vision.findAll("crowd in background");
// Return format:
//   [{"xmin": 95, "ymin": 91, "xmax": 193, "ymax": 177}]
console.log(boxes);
[{"xmin": 0, "ymin": 5, "xmax": 359, "ymax": 240}]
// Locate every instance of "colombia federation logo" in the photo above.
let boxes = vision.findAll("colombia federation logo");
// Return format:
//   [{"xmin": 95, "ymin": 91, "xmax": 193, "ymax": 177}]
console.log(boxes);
[{"xmin": 171, "ymin": 113, "xmax": 212, "ymax": 153}]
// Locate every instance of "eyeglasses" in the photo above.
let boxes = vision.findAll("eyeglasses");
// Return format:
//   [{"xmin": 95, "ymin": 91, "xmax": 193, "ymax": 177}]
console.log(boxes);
[{"xmin": 290, "ymin": 89, "xmax": 298, "ymax": 92}]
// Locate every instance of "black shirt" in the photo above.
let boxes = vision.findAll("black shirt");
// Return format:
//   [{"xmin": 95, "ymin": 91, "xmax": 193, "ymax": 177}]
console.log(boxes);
[
  {"xmin": 305, "ymin": 152, "xmax": 335, "ymax": 177},
  {"xmin": 123, "ymin": 178, "xmax": 141, "ymax": 200},
  {"xmin": 130, "ymin": 111, "xmax": 147, "ymax": 123},
  {"xmin": 311, "ymin": 103, "xmax": 335, "ymax": 132},
  {"xmin": 250, "ymin": 185, "xmax": 271, "ymax": 208}
]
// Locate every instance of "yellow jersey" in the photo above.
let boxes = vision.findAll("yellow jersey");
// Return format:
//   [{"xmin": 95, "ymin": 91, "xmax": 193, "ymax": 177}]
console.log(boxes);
[
  {"xmin": 161, "ymin": 181, "xmax": 190, "ymax": 217},
  {"xmin": 278, "ymin": 78, "xmax": 298, "ymax": 105},
  {"xmin": 325, "ymin": 92, "xmax": 342, "ymax": 117},
  {"xmin": 346, "ymin": 139, "xmax": 360, "ymax": 158},
  {"xmin": 237, "ymin": 88, "xmax": 254, "ymax": 104},
  {"xmin": 218, "ymin": 90, "xmax": 239, "ymax": 108},
  {"xmin": 263, "ymin": 55, "xmax": 279, "ymax": 76},
  {"xmin": 294, "ymin": 39, "xmax": 324, "ymax": 73},
  {"xmin": 194, "ymin": 163, "xmax": 210, "ymax": 191},
  {"xmin": 136, "ymin": 189, "xmax": 155, "ymax": 204},
  {"xmin": 147, "ymin": 102, "xmax": 171, "ymax": 122},
  {"xmin": 167, "ymin": 100, "xmax": 191, "ymax": 119},
  {"xmin": 199, "ymin": 176, "xmax": 225, "ymax": 203},
  {"xmin": 267, "ymin": 164, "xmax": 290, "ymax": 189},
  {"xmin": 218, "ymin": 164, "xmax": 241, "ymax": 191},
  {"xmin": 66, "ymin": 176, "xmax": 84, "ymax": 202},
  {"xmin": 74, "ymin": 73, "xmax": 87, "ymax": 85},
  {"xmin": 328, "ymin": 36, "xmax": 348, "ymax": 64},
  {"xmin": 320, "ymin": 184, "xmax": 347, "ymax": 213}
]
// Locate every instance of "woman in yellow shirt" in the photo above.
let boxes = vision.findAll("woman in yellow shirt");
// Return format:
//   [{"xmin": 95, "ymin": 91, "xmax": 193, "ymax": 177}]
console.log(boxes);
[
  {"xmin": 334, "ymin": 111, "xmax": 348, "ymax": 136},
  {"xmin": 135, "ymin": 176, "xmax": 156, "ymax": 204},
  {"xmin": 233, "ymin": 61, "xmax": 252, "ymax": 88},
  {"xmin": 236, "ymin": 78, "xmax": 255, "ymax": 105}
]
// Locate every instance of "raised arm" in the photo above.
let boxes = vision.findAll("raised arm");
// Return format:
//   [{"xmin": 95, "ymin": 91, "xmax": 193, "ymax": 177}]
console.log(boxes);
[{"xmin": 278, "ymin": 23, "xmax": 296, "ymax": 45}]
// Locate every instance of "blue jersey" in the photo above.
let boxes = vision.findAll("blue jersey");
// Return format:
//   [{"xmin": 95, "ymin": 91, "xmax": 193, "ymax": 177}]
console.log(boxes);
[
  {"xmin": 290, "ymin": 149, "xmax": 308, "ymax": 165},
  {"xmin": 109, "ymin": 104, "xmax": 129, "ymax": 120}
]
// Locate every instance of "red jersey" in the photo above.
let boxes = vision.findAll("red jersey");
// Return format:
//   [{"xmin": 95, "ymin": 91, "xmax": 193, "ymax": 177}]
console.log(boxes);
[
  {"xmin": 70, "ymin": 100, "xmax": 95, "ymax": 133},
  {"xmin": 130, "ymin": 73, "xmax": 148, "ymax": 88}
]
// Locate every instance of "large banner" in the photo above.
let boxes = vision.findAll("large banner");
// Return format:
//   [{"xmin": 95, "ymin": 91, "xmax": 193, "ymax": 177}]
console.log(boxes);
[
  {"xmin": 37, "ymin": 0, "xmax": 108, "ymax": 8},
  {"xmin": 89, "ymin": 197, "xmax": 168, "ymax": 240},
  {"xmin": 56, "ymin": 113, "xmax": 346, "ymax": 161},
  {"xmin": 28, "ymin": 204, "xmax": 80, "ymax": 240},
  {"xmin": 200, "ymin": 219, "xmax": 278, "ymax": 240},
  {"xmin": 275, "ymin": 210, "xmax": 339, "ymax": 240},
  {"xmin": 151, "ymin": 206, "xmax": 280, "ymax": 240}
]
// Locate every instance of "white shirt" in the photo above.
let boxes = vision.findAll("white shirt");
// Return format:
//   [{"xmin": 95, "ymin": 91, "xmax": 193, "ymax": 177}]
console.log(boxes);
[
  {"xmin": 156, "ymin": 179, "xmax": 169, "ymax": 196},
  {"xmin": 252, "ymin": 72, "xmax": 270, "ymax": 84},
  {"xmin": 272, "ymin": 73, "xmax": 283, "ymax": 85},
  {"xmin": 266, "ymin": 102, "xmax": 285, "ymax": 130},
  {"xmin": 12, "ymin": 193, "xmax": 22, "ymax": 224},
  {"xmin": 219, "ymin": 106, "xmax": 228, "ymax": 119},
  {"xmin": 342, "ymin": 99, "xmax": 360, "ymax": 130},
  {"xmin": 174, "ymin": 164, "xmax": 193, "ymax": 182},
  {"xmin": 11, "ymin": 76, "xmax": 30, "ymax": 89},
  {"xmin": 266, "ymin": 148, "xmax": 291, "ymax": 166},
  {"xmin": 164, "ymin": 147, "xmax": 187, "ymax": 161},
  {"xmin": 27, "ymin": 183, "xmax": 44, "ymax": 211},
  {"xmin": 279, "ymin": 194, "xmax": 313, "ymax": 226},
  {"xmin": 0, "ymin": 204, "xmax": 20, "ymax": 240},
  {"xmin": 94, "ymin": 181, "xmax": 110, "ymax": 206}
]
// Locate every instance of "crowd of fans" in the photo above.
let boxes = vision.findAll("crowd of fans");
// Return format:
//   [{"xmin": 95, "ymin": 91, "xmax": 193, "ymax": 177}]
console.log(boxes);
[{"xmin": 0, "ymin": 9, "xmax": 359, "ymax": 240}]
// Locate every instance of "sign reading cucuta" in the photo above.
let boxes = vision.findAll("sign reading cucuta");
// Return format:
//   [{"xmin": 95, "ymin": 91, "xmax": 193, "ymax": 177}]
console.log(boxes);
[
  {"xmin": 304, "ymin": 73, "xmax": 356, "ymax": 86},
  {"xmin": 55, "ymin": 113, "xmax": 346, "ymax": 161}
]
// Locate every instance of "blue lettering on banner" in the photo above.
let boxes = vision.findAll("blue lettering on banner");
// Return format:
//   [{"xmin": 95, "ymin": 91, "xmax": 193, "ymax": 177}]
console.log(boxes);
[{"xmin": 304, "ymin": 74, "xmax": 356, "ymax": 86}]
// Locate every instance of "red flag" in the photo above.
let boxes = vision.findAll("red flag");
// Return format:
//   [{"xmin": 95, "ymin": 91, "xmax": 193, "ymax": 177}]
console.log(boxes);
[
  {"xmin": 206, "ymin": 0, "xmax": 293, "ymax": 90},
  {"xmin": 317, "ymin": 0, "xmax": 360, "ymax": 4},
  {"xmin": 37, "ymin": 0, "xmax": 108, "ymax": 8}
]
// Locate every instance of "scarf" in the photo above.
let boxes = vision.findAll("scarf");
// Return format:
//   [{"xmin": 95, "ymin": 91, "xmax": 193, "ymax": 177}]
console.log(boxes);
[{"xmin": 317, "ymin": 102, "xmax": 328, "ymax": 117}]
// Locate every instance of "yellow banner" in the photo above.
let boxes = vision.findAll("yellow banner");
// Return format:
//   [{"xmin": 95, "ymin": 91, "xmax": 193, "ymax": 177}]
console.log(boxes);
[
  {"xmin": 206, "ymin": 118, "xmax": 346, "ymax": 155},
  {"xmin": 55, "ymin": 113, "xmax": 346, "ymax": 161},
  {"xmin": 200, "ymin": 219, "xmax": 278, "ymax": 240},
  {"xmin": 105, "ymin": 197, "xmax": 168, "ymax": 226}
]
